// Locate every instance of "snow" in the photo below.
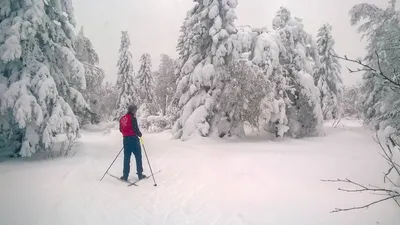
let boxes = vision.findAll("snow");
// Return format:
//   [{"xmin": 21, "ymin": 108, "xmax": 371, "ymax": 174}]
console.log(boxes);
[
  {"xmin": 1, "ymin": 120, "xmax": 399, "ymax": 225},
  {"xmin": 182, "ymin": 104, "xmax": 210, "ymax": 140},
  {"xmin": 0, "ymin": 35, "xmax": 22, "ymax": 62},
  {"xmin": 82, "ymin": 121, "xmax": 117, "ymax": 132},
  {"xmin": 384, "ymin": 126, "xmax": 396, "ymax": 138},
  {"xmin": 208, "ymin": 5, "xmax": 219, "ymax": 19},
  {"xmin": 0, "ymin": 82, "xmax": 7, "ymax": 98},
  {"xmin": 251, "ymin": 32, "xmax": 281, "ymax": 76},
  {"xmin": 59, "ymin": 46, "xmax": 86, "ymax": 90},
  {"xmin": 227, "ymin": 0, "xmax": 238, "ymax": 8},
  {"xmin": 20, "ymin": 125, "xmax": 40, "ymax": 157}
]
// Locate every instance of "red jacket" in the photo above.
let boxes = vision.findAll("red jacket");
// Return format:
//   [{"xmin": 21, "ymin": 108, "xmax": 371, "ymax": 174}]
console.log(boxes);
[{"xmin": 119, "ymin": 113, "xmax": 142, "ymax": 137}]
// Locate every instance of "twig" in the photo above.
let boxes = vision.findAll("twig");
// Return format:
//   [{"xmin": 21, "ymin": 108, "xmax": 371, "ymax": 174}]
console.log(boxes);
[
  {"xmin": 372, "ymin": 132, "xmax": 400, "ymax": 184},
  {"xmin": 331, "ymin": 195, "xmax": 400, "ymax": 213},
  {"xmin": 322, "ymin": 178, "xmax": 398, "ymax": 194},
  {"xmin": 335, "ymin": 55, "xmax": 377, "ymax": 72},
  {"xmin": 333, "ymin": 54, "xmax": 400, "ymax": 89},
  {"xmin": 322, "ymin": 178, "xmax": 400, "ymax": 213}
]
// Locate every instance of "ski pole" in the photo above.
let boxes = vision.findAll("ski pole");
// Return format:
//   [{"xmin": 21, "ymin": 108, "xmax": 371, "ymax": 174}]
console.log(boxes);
[
  {"xmin": 140, "ymin": 137, "xmax": 158, "ymax": 186},
  {"xmin": 100, "ymin": 147, "xmax": 124, "ymax": 181}
]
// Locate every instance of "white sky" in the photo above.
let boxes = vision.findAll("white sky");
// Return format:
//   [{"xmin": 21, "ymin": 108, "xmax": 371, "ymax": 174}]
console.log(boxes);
[{"xmin": 73, "ymin": 0, "xmax": 388, "ymax": 87}]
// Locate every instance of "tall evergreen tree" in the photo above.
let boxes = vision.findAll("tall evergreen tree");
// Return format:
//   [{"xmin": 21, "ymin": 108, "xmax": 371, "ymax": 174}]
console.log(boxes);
[
  {"xmin": 342, "ymin": 84, "xmax": 362, "ymax": 119},
  {"xmin": 315, "ymin": 23, "xmax": 343, "ymax": 120},
  {"xmin": 137, "ymin": 53, "xmax": 154, "ymax": 104},
  {"xmin": 155, "ymin": 54, "xmax": 176, "ymax": 115},
  {"xmin": 113, "ymin": 31, "xmax": 137, "ymax": 120},
  {"xmin": 98, "ymin": 82, "xmax": 118, "ymax": 121},
  {"xmin": 172, "ymin": 0, "xmax": 243, "ymax": 140},
  {"xmin": 167, "ymin": 11, "xmax": 196, "ymax": 126},
  {"xmin": 349, "ymin": 0, "xmax": 400, "ymax": 133},
  {"xmin": 74, "ymin": 27, "xmax": 105, "ymax": 124},
  {"xmin": 0, "ymin": 0, "xmax": 87, "ymax": 157}
]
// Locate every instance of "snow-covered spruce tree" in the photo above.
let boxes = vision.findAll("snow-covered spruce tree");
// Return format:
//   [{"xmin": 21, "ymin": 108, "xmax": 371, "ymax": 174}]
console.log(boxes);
[
  {"xmin": 167, "ymin": 11, "xmax": 196, "ymax": 127},
  {"xmin": 0, "ymin": 0, "xmax": 87, "ymax": 158},
  {"xmin": 249, "ymin": 25, "xmax": 291, "ymax": 137},
  {"xmin": 137, "ymin": 53, "xmax": 155, "ymax": 105},
  {"xmin": 350, "ymin": 0, "xmax": 400, "ymax": 187},
  {"xmin": 74, "ymin": 27, "xmax": 105, "ymax": 124},
  {"xmin": 172, "ymin": 0, "xmax": 249, "ymax": 140},
  {"xmin": 136, "ymin": 53, "xmax": 158, "ymax": 131},
  {"xmin": 326, "ymin": 1, "xmax": 400, "ymax": 210},
  {"xmin": 315, "ymin": 23, "xmax": 343, "ymax": 120},
  {"xmin": 342, "ymin": 84, "xmax": 362, "ymax": 119},
  {"xmin": 113, "ymin": 31, "xmax": 137, "ymax": 120},
  {"xmin": 349, "ymin": 0, "xmax": 400, "ymax": 133},
  {"xmin": 271, "ymin": 7, "xmax": 323, "ymax": 138},
  {"xmin": 218, "ymin": 59, "xmax": 271, "ymax": 137},
  {"xmin": 95, "ymin": 81, "xmax": 118, "ymax": 121},
  {"xmin": 155, "ymin": 54, "xmax": 176, "ymax": 116}
]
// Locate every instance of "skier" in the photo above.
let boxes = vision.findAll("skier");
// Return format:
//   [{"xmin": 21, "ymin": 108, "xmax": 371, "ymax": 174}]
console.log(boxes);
[{"xmin": 119, "ymin": 104, "xmax": 147, "ymax": 181}]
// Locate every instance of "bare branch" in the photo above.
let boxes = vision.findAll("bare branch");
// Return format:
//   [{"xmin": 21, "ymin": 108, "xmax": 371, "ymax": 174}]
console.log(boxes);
[
  {"xmin": 385, "ymin": 175, "xmax": 398, "ymax": 187},
  {"xmin": 322, "ymin": 178, "xmax": 400, "ymax": 213},
  {"xmin": 331, "ymin": 195, "xmax": 400, "ymax": 213},
  {"xmin": 333, "ymin": 53, "xmax": 400, "ymax": 89},
  {"xmin": 322, "ymin": 178, "xmax": 398, "ymax": 194},
  {"xmin": 334, "ymin": 55, "xmax": 377, "ymax": 72}
]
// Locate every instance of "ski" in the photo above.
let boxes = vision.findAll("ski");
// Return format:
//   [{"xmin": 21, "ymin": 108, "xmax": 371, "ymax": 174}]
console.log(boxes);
[
  {"xmin": 127, "ymin": 170, "xmax": 161, "ymax": 187},
  {"xmin": 107, "ymin": 173, "xmax": 138, "ymax": 186}
]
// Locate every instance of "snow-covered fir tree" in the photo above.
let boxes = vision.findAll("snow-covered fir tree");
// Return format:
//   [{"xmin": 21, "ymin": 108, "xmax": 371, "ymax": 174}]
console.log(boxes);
[
  {"xmin": 155, "ymin": 54, "xmax": 176, "ymax": 116},
  {"xmin": 97, "ymin": 82, "xmax": 118, "ymax": 121},
  {"xmin": 249, "ymin": 25, "xmax": 291, "ymax": 137},
  {"xmin": 172, "ymin": 0, "xmax": 248, "ymax": 140},
  {"xmin": 271, "ymin": 7, "xmax": 323, "ymax": 138},
  {"xmin": 342, "ymin": 84, "xmax": 362, "ymax": 119},
  {"xmin": 244, "ymin": 8, "xmax": 322, "ymax": 138},
  {"xmin": 348, "ymin": 0, "xmax": 400, "ymax": 189},
  {"xmin": 74, "ymin": 27, "xmax": 105, "ymax": 124},
  {"xmin": 167, "ymin": 11, "xmax": 196, "ymax": 126},
  {"xmin": 0, "ymin": 0, "xmax": 87, "ymax": 158},
  {"xmin": 113, "ymin": 31, "xmax": 137, "ymax": 120},
  {"xmin": 315, "ymin": 23, "xmax": 343, "ymax": 120},
  {"xmin": 219, "ymin": 59, "xmax": 272, "ymax": 137},
  {"xmin": 349, "ymin": 0, "xmax": 400, "ymax": 133},
  {"xmin": 137, "ymin": 53, "xmax": 155, "ymax": 105}
]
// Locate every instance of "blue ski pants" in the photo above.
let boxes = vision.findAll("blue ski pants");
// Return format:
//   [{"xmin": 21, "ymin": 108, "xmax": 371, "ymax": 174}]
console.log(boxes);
[{"xmin": 123, "ymin": 136, "xmax": 143, "ymax": 178}]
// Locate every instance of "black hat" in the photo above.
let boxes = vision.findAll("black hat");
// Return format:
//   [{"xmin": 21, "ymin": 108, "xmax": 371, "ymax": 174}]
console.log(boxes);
[{"xmin": 127, "ymin": 104, "xmax": 137, "ymax": 114}]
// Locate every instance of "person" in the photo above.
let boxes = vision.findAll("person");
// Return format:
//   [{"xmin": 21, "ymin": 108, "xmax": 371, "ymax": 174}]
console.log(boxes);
[{"xmin": 119, "ymin": 104, "xmax": 146, "ymax": 181}]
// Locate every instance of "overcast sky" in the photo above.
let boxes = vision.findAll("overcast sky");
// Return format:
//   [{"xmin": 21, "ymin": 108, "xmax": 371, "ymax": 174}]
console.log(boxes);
[{"xmin": 73, "ymin": 0, "xmax": 388, "ymax": 87}]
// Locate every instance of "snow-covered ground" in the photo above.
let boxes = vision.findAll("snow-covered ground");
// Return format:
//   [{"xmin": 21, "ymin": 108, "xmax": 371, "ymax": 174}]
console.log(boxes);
[{"xmin": 0, "ymin": 120, "xmax": 399, "ymax": 225}]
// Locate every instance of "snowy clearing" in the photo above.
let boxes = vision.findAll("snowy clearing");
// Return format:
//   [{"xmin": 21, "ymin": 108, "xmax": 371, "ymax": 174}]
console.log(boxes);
[{"xmin": 0, "ymin": 119, "xmax": 399, "ymax": 225}]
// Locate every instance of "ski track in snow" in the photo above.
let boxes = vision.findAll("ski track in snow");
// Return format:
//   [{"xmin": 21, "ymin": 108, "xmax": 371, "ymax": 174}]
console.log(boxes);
[{"xmin": 0, "ymin": 119, "xmax": 400, "ymax": 225}]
